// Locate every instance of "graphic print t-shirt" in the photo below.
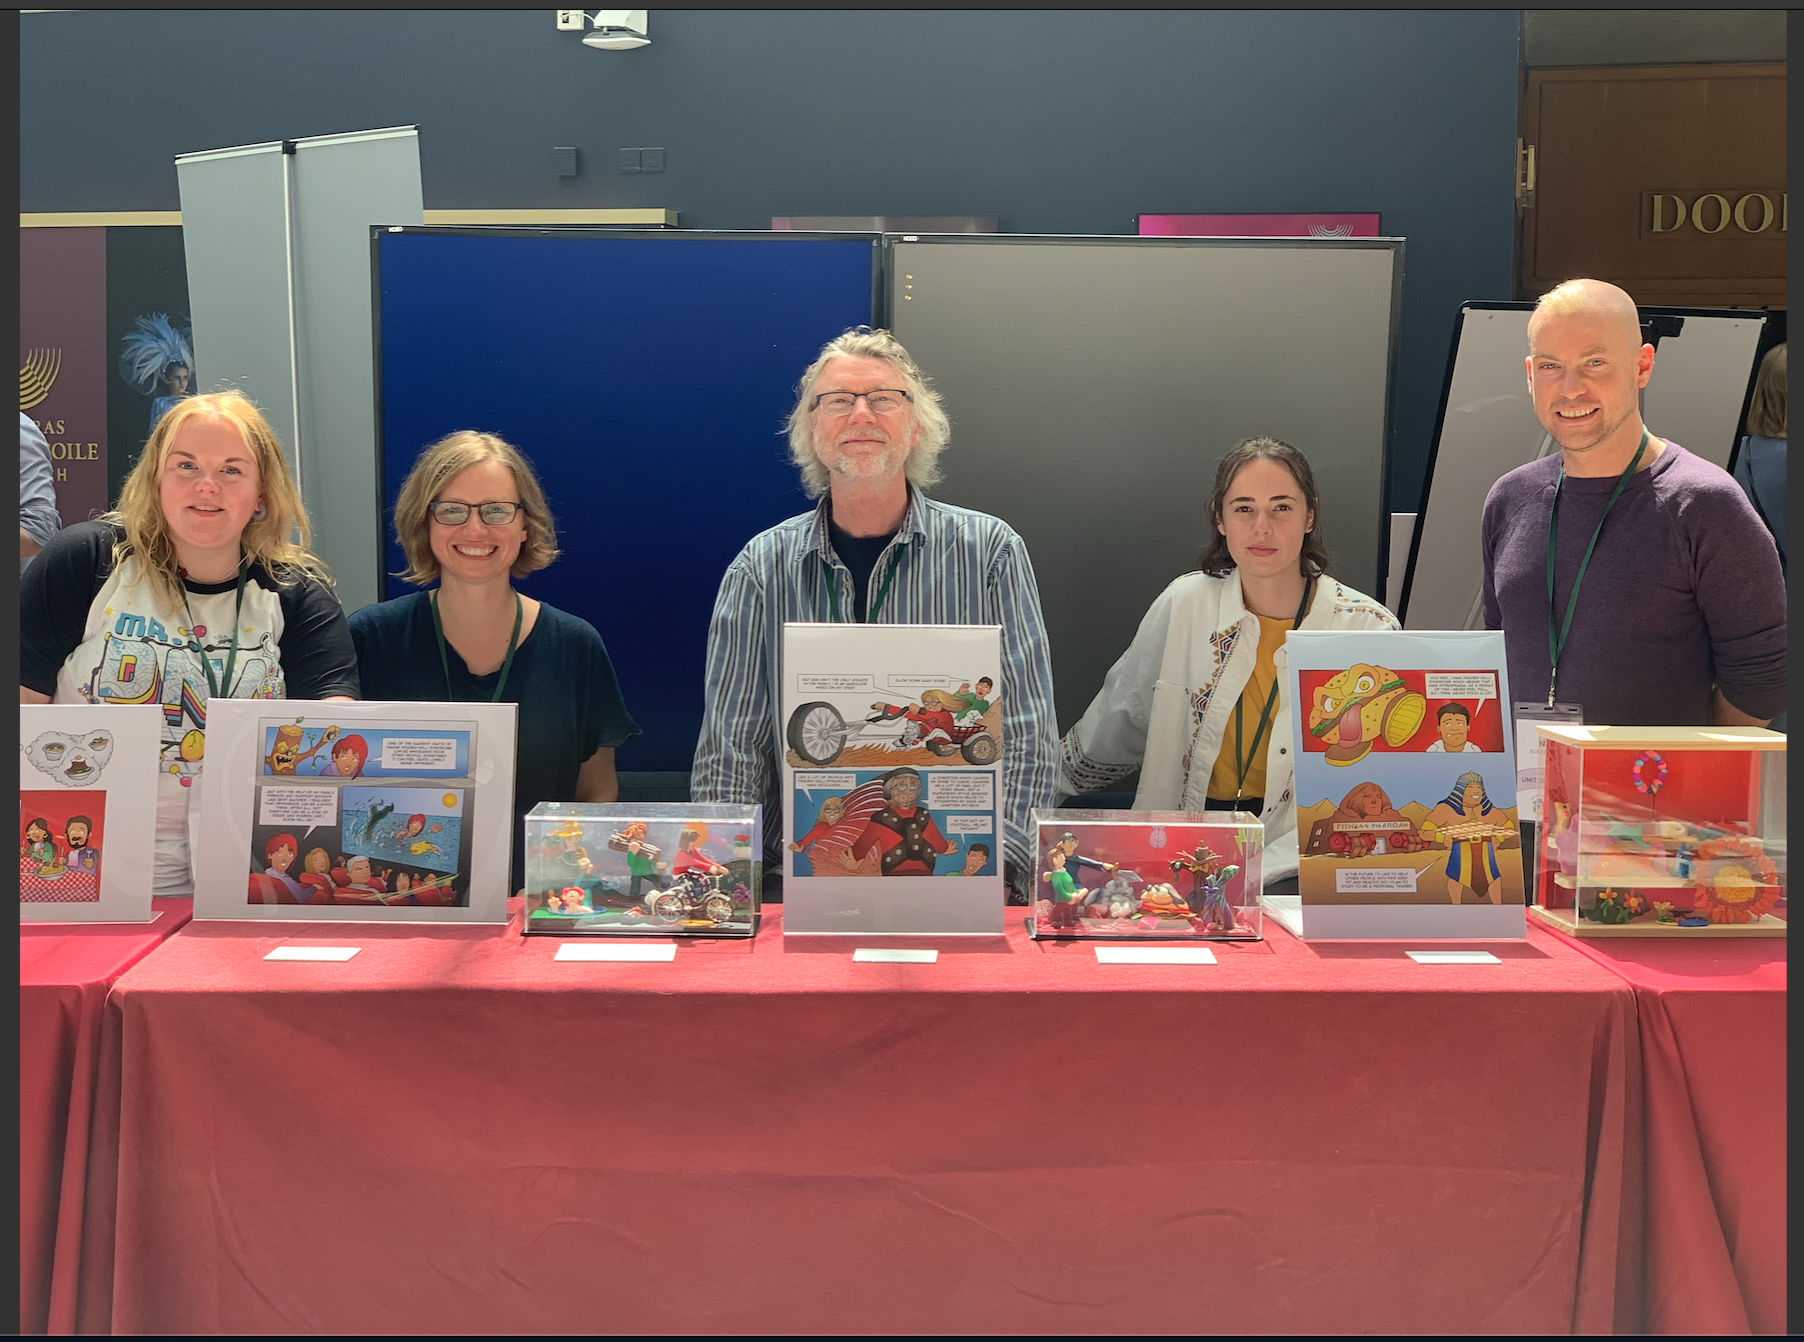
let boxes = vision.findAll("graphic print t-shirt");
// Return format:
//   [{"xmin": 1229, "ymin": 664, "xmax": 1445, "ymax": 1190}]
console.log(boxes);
[{"xmin": 20, "ymin": 521, "xmax": 360, "ymax": 895}]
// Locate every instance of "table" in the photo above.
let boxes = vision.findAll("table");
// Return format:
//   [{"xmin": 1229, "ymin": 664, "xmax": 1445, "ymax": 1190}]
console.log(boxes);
[
  {"xmin": 75, "ymin": 907, "xmax": 1641, "ymax": 1334},
  {"xmin": 19, "ymin": 898, "xmax": 192, "ymax": 1335},
  {"xmin": 1555, "ymin": 934, "xmax": 1786, "ymax": 1335}
]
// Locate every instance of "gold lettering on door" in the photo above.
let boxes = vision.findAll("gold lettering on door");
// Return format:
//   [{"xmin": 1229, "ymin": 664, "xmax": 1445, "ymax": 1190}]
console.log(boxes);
[{"xmin": 1690, "ymin": 194, "xmax": 1731, "ymax": 233}]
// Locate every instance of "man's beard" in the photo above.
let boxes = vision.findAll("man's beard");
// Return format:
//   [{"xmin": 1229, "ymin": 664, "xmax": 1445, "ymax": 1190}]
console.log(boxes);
[{"xmin": 818, "ymin": 430, "xmax": 908, "ymax": 480}]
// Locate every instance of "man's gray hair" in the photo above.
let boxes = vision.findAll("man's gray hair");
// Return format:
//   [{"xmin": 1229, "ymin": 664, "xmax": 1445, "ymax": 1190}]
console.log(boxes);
[{"xmin": 784, "ymin": 327, "xmax": 951, "ymax": 499}]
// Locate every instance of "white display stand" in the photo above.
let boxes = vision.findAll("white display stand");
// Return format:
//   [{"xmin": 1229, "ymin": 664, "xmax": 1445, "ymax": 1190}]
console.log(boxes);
[
  {"xmin": 780, "ymin": 623, "xmax": 1005, "ymax": 935},
  {"xmin": 19, "ymin": 705, "xmax": 161, "ymax": 923},
  {"xmin": 193, "ymin": 700, "xmax": 515, "ymax": 923},
  {"xmin": 1278, "ymin": 630, "xmax": 1526, "ymax": 940}
]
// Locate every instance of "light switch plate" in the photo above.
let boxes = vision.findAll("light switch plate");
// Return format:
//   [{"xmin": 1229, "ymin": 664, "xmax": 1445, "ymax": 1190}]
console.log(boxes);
[
  {"xmin": 618, "ymin": 148, "xmax": 642, "ymax": 173},
  {"xmin": 553, "ymin": 146, "xmax": 579, "ymax": 177},
  {"xmin": 641, "ymin": 147, "xmax": 665, "ymax": 173}
]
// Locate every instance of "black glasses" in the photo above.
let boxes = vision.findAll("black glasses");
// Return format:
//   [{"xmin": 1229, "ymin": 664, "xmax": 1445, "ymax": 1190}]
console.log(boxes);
[
  {"xmin": 429, "ymin": 500, "xmax": 523, "ymax": 526},
  {"xmin": 810, "ymin": 388, "xmax": 912, "ymax": 416}
]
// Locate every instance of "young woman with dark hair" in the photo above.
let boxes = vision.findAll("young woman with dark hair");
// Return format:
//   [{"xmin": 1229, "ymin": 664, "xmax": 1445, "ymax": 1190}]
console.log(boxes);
[{"xmin": 1058, "ymin": 437, "xmax": 1398, "ymax": 887}]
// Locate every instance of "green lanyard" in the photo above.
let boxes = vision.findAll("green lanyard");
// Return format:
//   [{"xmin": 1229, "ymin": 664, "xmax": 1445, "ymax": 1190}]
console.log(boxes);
[
  {"xmin": 1545, "ymin": 430, "xmax": 1647, "ymax": 707},
  {"xmin": 183, "ymin": 562, "xmax": 248, "ymax": 702},
  {"xmin": 822, "ymin": 548, "xmax": 902, "ymax": 624},
  {"xmin": 1230, "ymin": 577, "xmax": 1312, "ymax": 799},
  {"xmin": 431, "ymin": 590, "xmax": 523, "ymax": 703}
]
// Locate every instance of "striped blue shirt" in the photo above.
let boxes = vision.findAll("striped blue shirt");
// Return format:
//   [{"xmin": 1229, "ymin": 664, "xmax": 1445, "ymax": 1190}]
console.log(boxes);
[{"xmin": 692, "ymin": 487, "xmax": 1059, "ymax": 880}]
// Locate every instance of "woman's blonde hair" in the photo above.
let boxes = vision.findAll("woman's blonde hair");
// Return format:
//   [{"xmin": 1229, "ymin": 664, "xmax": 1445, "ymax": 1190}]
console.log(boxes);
[
  {"xmin": 1746, "ymin": 342, "xmax": 1786, "ymax": 439},
  {"xmin": 784, "ymin": 327, "xmax": 951, "ymax": 499},
  {"xmin": 102, "ymin": 390, "xmax": 329, "ymax": 613},
  {"xmin": 392, "ymin": 431, "xmax": 560, "ymax": 586}
]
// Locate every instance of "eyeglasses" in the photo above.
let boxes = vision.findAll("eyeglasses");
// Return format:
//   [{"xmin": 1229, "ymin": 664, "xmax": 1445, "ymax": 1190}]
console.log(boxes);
[
  {"xmin": 429, "ymin": 500, "xmax": 523, "ymax": 526},
  {"xmin": 810, "ymin": 389, "xmax": 912, "ymax": 416}
]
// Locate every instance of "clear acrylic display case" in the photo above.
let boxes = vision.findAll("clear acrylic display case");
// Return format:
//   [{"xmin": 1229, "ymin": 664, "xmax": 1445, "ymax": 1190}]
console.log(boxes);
[
  {"xmin": 523, "ymin": 803, "xmax": 761, "ymax": 937},
  {"xmin": 1533, "ymin": 726, "xmax": 1786, "ymax": 937},
  {"xmin": 1028, "ymin": 809, "xmax": 1263, "ymax": 940}
]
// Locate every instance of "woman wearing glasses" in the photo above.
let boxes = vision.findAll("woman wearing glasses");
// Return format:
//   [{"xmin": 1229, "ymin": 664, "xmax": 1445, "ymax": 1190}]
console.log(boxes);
[{"xmin": 348, "ymin": 432, "xmax": 639, "ymax": 893}]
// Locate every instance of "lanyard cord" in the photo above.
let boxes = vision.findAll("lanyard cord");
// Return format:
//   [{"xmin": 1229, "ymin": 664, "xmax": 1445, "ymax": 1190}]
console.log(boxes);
[
  {"xmin": 182, "ymin": 561, "xmax": 248, "ymax": 702},
  {"xmin": 432, "ymin": 589, "xmax": 523, "ymax": 703},
  {"xmin": 1231, "ymin": 576, "xmax": 1312, "ymax": 799},
  {"xmin": 1545, "ymin": 429, "xmax": 1648, "ymax": 707},
  {"xmin": 823, "ymin": 546, "xmax": 903, "ymax": 624}
]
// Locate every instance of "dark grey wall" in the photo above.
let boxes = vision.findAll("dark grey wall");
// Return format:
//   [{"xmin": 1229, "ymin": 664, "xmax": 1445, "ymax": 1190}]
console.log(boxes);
[{"xmin": 21, "ymin": 8, "xmax": 1521, "ymax": 516}]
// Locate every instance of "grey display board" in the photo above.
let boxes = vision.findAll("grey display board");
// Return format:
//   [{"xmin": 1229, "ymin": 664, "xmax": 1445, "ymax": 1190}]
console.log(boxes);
[
  {"xmin": 887, "ymin": 234, "xmax": 1403, "ymax": 733},
  {"xmin": 177, "ymin": 127, "xmax": 423, "ymax": 614},
  {"xmin": 1399, "ymin": 302, "xmax": 1770, "ymax": 631}
]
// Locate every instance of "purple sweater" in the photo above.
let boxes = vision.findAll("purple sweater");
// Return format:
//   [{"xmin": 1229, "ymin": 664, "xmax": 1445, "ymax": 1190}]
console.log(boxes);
[{"xmin": 1482, "ymin": 443, "xmax": 1786, "ymax": 724}]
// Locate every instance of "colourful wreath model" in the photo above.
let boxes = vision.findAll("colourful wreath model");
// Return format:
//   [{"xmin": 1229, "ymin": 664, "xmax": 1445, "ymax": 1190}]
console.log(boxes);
[
  {"xmin": 1690, "ymin": 837, "xmax": 1781, "ymax": 924},
  {"xmin": 1631, "ymin": 751, "xmax": 1667, "ymax": 796}
]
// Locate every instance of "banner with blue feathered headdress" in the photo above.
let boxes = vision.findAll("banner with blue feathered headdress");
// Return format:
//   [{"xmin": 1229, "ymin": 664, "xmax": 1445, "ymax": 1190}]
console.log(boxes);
[{"xmin": 117, "ymin": 313, "xmax": 194, "ymax": 433}]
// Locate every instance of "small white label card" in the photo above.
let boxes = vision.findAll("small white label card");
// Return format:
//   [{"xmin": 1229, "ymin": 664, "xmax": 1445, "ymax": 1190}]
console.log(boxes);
[
  {"xmin": 853, "ymin": 948, "xmax": 938, "ymax": 963},
  {"xmin": 1406, "ymin": 950, "xmax": 1501, "ymax": 965},
  {"xmin": 1095, "ymin": 946, "xmax": 1218, "ymax": 965},
  {"xmin": 264, "ymin": 946, "xmax": 361, "ymax": 962},
  {"xmin": 555, "ymin": 943, "xmax": 676, "ymax": 962}
]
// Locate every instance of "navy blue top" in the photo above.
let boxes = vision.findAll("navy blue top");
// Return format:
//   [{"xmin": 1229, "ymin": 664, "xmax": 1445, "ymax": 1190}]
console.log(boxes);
[
  {"xmin": 827, "ymin": 519, "xmax": 897, "ymax": 622},
  {"xmin": 348, "ymin": 593, "xmax": 640, "ymax": 889},
  {"xmin": 1733, "ymin": 434, "xmax": 1786, "ymax": 570}
]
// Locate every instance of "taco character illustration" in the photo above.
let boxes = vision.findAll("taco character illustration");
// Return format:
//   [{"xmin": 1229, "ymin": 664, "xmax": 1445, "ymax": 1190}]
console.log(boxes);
[{"xmin": 1307, "ymin": 663, "xmax": 1427, "ymax": 766}]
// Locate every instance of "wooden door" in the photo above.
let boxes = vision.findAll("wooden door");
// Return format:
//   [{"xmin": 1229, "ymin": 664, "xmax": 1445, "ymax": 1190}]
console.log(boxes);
[{"xmin": 1518, "ymin": 64, "xmax": 1786, "ymax": 307}]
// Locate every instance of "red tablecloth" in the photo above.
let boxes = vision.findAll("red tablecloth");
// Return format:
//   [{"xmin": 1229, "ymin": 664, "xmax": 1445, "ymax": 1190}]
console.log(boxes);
[
  {"xmin": 19, "ymin": 897, "xmax": 192, "ymax": 1335},
  {"xmin": 1555, "ymin": 934, "xmax": 1785, "ymax": 1335},
  {"xmin": 75, "ymin": 908, "xmax": 1641, "ymax": 1334}
]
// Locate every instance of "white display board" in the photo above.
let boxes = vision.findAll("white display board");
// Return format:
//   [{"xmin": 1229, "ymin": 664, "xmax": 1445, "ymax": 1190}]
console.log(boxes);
[
  {"xmin": 193, "ymin": 700, "xmax": 516, "ymax": 923},
  {"xmin": 781, "ymin": 623, "xmax": 1005, "ymax": 935},
  {"xmin": 1276, "ymin": 630, "xmax": 1525, "ymax": 940},
  {"xmin": 19, "ymin": 705, "xmax": 160, "ymax": 923}
]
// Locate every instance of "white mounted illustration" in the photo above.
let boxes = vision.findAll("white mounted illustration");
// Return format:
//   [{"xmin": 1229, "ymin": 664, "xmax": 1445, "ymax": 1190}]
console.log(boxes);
[
  {"xmin": 1276, "ymin": 630, "xmax": 1525, "ymax": 939},
  {"xmin": 193, "ymin": 700, "xmax": 517, "ymax": 923},
  {"xmin": 781, "ymin": 623, "xmax": 1005, "ymax": 934},
  {"xmin": 19, "ymin": 704, "xmax": 160, "ymax": 923}
]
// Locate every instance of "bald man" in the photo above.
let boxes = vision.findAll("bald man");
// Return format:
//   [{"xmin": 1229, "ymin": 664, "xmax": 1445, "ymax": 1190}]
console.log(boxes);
[{"xmin": 1480, "ymin": 279, "xmax": 1785, "ymax": 726}]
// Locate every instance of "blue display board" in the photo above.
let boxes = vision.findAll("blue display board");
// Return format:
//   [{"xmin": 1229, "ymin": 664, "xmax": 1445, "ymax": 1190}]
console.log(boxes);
[{"xmin": 375, "ymin": 229, "xmax": 879, "ymax": 771}]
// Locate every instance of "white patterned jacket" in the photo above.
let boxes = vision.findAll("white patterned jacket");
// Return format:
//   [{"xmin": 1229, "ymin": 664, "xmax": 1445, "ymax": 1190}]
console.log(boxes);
[{"xmin": 1058, "ymin": 570, "xmax": 1397, "ymax": 885}]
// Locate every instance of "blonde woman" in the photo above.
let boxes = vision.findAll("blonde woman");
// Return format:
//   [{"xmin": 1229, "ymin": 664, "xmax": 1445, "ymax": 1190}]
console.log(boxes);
[
  {"xmin": 19, "ymin": 391, "xmax": 358, "ymax": 896},
  {"xmin": 349, "ymin": 431, "xmax": 638, "ymax": 893}
]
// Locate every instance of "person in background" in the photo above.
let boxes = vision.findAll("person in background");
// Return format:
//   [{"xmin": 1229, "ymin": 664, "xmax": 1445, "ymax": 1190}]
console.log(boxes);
[
  {"xmin": 690, "ymin": 326, "xmax": 1059, "ymax": 901},
  {"xmin": 1733, "ymin": 342, "xmax": 1785, "ymax": 572},
  {"xmin": 20, "ymin": 412, "xmax": 61, "ymax": 571},
  {"xmin": 1482, "ymin": 279, "xmax": 1785, "ymax": 727},
  {"xmin": 349, "ymin": 431, "xmax": 639, "ymax": 894},
  {"xmin": 1059, "ymin": 437, "xmax": 1397, "ymax": 888},
  {"xmin": 19, "ymin": 391, "xmax": 359, "ymax": 897}
]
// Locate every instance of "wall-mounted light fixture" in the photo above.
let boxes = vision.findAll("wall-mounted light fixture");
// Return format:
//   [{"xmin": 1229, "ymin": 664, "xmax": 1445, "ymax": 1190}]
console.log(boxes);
[{"xmin": 556, "ymin": 10, "xmax": 650, "ymax": 50}]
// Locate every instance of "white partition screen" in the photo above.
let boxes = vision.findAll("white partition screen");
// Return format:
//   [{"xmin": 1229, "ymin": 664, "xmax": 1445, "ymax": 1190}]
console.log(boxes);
[{"xmin": 887, "ymin": 235, "xmax": 1403, "ymax": 736}]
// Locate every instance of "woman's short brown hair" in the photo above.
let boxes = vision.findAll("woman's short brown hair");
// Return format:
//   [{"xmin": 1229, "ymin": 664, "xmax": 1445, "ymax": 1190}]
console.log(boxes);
[
  {"xmin": 1746, "ymin": 342, "xmax": 1786, "ymax": 439},
  {"xmin": 1197, "ymin": 436, "xmax": 1331, "ymax": 578},
  {"xmin": 391, "ymin": 431, "xmax": 560, "ymax": 586}
]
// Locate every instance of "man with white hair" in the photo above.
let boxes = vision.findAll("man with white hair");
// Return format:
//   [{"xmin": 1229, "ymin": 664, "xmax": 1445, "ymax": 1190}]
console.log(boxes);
[
  {"xmin": 691, "ymin": 327, "xmax": 1058, "ymax": 898},
  {"xmin": 1481, "ymin": 278, "xmax": 1785, "ymax": 726}
]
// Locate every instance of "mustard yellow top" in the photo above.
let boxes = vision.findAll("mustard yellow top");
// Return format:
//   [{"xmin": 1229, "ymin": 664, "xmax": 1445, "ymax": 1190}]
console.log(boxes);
[{"xmin": 1206, "ymin": 611, "xmax": 1293, "ymax": 803}]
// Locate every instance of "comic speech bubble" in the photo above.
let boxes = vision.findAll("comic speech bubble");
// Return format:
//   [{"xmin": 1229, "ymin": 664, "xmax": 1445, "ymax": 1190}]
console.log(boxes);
[
  {"xmin": 797, "ymin": 674, "xmax": 875, "ymax": 694},
  {"xmin": 373, "ymin": 737, "xmax": 459, "ymax": 772},
  {"xmin": 259, "ymin": 786, "xmax": 338, "ymax": 839},
  {"xmin": 1424, "ymin": 673, "xmax": 1497, "ymax": 701},
  {"xmin": 800, "ymin": 772, "xmax": 857, "ymax": 796},
  {"xmin": 946, "ymin": 814, "xmax": 992, "ymax": 835},
  {"xmin": 887, "ymin": 673, "xmax": 955, "ymax": 691},
  {"xmin": 927, "ymin": 773, "xmax": 994, "ymax": 809},
  {"xmin": 1334, "ymin": 866, "xmax": 1419, "ymax": 894}
]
